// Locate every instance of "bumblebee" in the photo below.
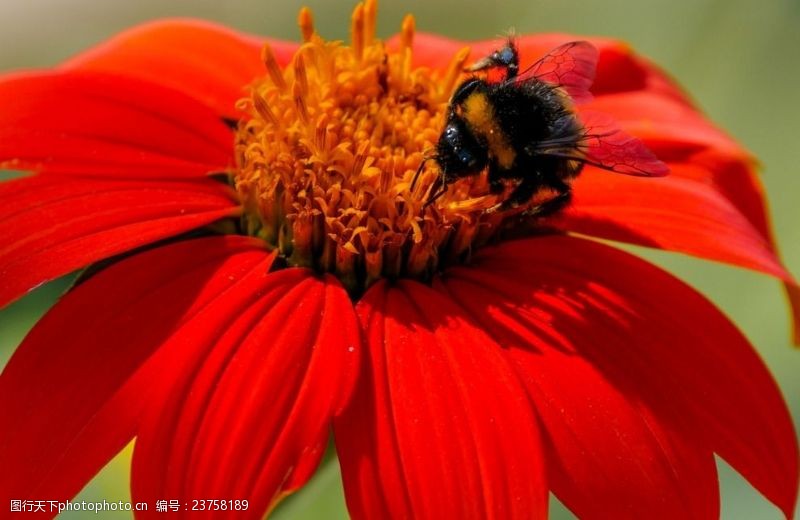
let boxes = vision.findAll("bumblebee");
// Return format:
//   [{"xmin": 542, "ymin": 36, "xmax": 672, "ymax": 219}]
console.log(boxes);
[{"xmin": 415, "ymin": 39, "xmax": 668, "ymax": 215}]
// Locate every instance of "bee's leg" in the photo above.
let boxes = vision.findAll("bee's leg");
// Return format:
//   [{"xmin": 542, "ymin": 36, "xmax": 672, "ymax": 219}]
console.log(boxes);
[
  {"xmin": 465, "ymin": 40, "xmax": 519, "ymax": 79},
  {"xmin": 410, "ymin": 156, "xmax": 431, "ymax": 191},
  {"xmin": 489, "ymin": 178, "xmax": 505, "ymax": 195},
  {"xmin": 524, "ymin": 179, "xmax": 573, "ymax": 218},
  {"xmin": 487, "ymin": 162, "xmax": 506, "ymax": 194},
  {"xmin": 486, "ymin": 175, "xmax": 539, "ymax": 213},
  {"xmin": 423, "ymin": 175, "xmax": 448, "ymax": 209},
  {"xmin": 525, "ymin": 191, "xmax": 572, "ymax": 218}
]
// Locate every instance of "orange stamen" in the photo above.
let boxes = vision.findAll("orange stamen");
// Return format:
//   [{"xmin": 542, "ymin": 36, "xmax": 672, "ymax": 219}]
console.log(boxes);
[
  {"xmin": 234, "ymin": 1, "xmax": 515, "ymax": 294},
  {"xmin": 298, "ymin": 7, "xmax": 315, "ymax": 42},
  {"xmin": 351, "ymin": 3, "xmax": 365, "ymax": 62},
  {"xmin": 441, "ymin": 46, "xmax": 471, "ymax": 102},
  {"xmin": 400, "ymin": 14, "xmax": 415, "ymax": 53},
  {"xmin": 364, "ymin": 0, "xmax": 378, "ymax": 44},
  {"xmin": 261, "ymin": 43, "xmax": 286, "ymax": 91}
]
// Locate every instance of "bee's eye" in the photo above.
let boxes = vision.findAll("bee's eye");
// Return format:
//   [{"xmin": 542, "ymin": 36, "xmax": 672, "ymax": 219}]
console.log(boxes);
[
  {"xmin": 457, "ymin": 148, "xmax": 478, "ymax": 168},
  {"xmin": 437, "ymin": 121, "xmax": 485, "ymax": 175}
]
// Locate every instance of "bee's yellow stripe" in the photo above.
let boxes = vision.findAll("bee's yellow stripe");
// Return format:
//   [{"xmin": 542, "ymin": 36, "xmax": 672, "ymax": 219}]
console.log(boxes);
[{"xmin": 462, "ymin": 92, "xmax": 516, "ymax": 169}]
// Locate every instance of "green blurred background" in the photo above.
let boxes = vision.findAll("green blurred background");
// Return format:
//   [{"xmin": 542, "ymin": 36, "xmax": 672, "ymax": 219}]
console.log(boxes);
[{"xmin": 1, "ymin": 0, "xmax": 798, "ymax": 518}]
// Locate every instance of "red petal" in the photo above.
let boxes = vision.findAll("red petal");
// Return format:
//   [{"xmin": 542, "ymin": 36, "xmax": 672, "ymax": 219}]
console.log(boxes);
[
  {"xmin": 443, "ymin": 236, "xmax": 798, "ymax": 517},
  {"xmin": 391, "ymin": 32, "xmax": 462, "ymax": 69},
  {"xmin": 560, "ymin": 169, "xmax": 789, "ymax": 279},
  {"xmin": 131, "ymin": 270, "xmax": 360, "ymax": 518},
  {"xmin": 61, "ymin": 19, "xmax": 296, "ymax": 119},
  {"xmin": 557, "ymin": 163, "xmax": 800, "ymax": 340},
  {"xmin": 0, "ymin": 70, "xmax": 235, "ymax": 178},
  {"xmin": 507, "ymin": 35, "xmax": 693, "ymax": 104},
  {"xmin": 0, "ymin": 175, "xmax": 239, "ymax": 308},
  {"xmin": 789, "ymin": 284, "xmax": 800, "ymax": 345},
  {"xmin": 572, "ymin": 89, "xmax": 800, "ymax": 340},
  {"xmin": 584, "ymin": 90, "xmax": 744, "ymax": 160},
  {"xmin": 439, "ymin": 273, "xmax": 718, "ymax": 518},
  {"xmin": 581, "ymin": 90, "xmax": 774, "ymax": 238},
  {"xmin": 0, "ymin": 236, "xmax": 271, "ymax": 505},
  {"xmin": 335, "ymin": 280, "xmax": 547, "ymax": 519}
]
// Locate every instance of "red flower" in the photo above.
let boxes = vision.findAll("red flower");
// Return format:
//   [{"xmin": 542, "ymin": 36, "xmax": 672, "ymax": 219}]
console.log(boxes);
[{"xmin": 0, "ymin": 4, "xmax": 798, "ymax": 519}]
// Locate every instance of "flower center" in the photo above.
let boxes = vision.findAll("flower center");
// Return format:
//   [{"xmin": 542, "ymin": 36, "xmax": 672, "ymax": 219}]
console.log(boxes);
[{"xmin": 234, "ymin": 1, "xmax": 531, "ymax": 295}]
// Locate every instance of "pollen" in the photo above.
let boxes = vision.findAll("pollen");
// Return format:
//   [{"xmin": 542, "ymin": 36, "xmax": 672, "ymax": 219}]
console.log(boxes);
[{"xmin": 233, "ymin": 1, "xmax": 512, "ymax": 295}]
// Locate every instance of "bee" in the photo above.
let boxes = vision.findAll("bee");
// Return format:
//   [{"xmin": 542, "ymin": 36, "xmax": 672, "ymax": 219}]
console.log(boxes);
[{"xmin": 414, "ymin": 39, "xmax": 668, "ymax": 215}]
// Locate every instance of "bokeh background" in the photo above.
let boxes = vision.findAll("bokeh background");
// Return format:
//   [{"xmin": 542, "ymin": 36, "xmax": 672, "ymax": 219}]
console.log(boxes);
[{"xmin": 1, "ymin": 0, "xmax": 798, "ymax": 518}]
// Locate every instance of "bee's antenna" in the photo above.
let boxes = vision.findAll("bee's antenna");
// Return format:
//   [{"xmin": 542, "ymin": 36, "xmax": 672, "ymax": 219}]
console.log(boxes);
[
  {"xmin": 423, "ymin": 176, "xmax": 447, "ymax": 209},
  {"xmin": 410, "ymin": 156, "xmax": 431, "ymax": 192}
]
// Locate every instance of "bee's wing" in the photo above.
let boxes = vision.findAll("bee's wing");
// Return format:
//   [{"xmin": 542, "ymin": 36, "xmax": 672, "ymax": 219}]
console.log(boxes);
[
  {"xmin": 526, "ymin": 110, "xmax": 670, "ymax": 177},
  {"xmin": 512, "ymin": 41, "xmax": 598, "ymax": 104}
]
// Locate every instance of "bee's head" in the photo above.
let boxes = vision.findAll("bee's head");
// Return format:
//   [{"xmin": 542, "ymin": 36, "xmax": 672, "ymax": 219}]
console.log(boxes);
[{"xmin": 435, "ymin": 118, "xmax": 488, "ymax": 181}]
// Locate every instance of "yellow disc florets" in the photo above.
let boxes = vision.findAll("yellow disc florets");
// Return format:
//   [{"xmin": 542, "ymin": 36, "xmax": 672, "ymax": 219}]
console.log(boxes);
[{"xmin": 233, "ymin": 1, "xmax": 520, "ymax": 295}]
